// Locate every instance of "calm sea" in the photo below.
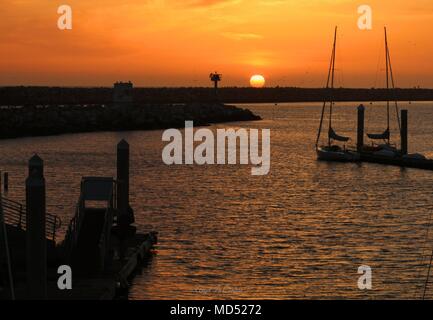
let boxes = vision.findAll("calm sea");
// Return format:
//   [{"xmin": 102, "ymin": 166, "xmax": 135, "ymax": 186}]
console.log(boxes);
[{"xmin": 1, "ymin": 102, "xmax": 433, "ymax": 299}]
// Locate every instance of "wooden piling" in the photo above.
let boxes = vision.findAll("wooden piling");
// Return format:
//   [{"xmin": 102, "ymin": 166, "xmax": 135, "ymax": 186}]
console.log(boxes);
[
  {"xmin": 401, "ymin": 109, "xmax": 408, "ymax": 155},
  {"xmin": 117, "ymin": 139, "xmax": 133, "ymax": 226},
  {"xmin": 26, "ymin": 154, "xmax": 47, "ymax": 299},
  {"xmin": 357, "ymin": 104, "xmax": 365, "ymax": 152}
]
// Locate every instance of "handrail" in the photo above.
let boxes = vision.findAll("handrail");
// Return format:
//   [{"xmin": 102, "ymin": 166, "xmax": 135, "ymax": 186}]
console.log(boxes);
[
  {"xmin": 98, "ymin": 184, "xmax": 116, "ymax": 270},
  {"xmin": 62, "ymin": 193, "xmax": 84, "ymax": 257},
  {"xmin": 0, "ymin": 196, "xmax": 61, "ymax": 242}
]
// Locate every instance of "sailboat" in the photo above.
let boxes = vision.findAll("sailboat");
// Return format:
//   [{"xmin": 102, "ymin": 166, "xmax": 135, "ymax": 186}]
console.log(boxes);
[
  {"xmin": 315, "ymin": 27, "xmax": 359, "ymax": 162},
  {"xmin": 365, "ymin": 27, "xmax": 400, "ymax": 157}
]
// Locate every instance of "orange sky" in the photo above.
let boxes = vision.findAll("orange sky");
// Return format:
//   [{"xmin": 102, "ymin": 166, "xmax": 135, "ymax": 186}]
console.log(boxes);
[{"xmin": 1, "ymin": 0, "xmax": 433, "ymax": 87}]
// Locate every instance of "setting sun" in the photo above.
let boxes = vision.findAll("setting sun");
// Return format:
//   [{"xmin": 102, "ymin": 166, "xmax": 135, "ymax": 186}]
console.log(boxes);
[{"xmin": 250, "ymin": 75, "xmax": 266, "ymax": 88}]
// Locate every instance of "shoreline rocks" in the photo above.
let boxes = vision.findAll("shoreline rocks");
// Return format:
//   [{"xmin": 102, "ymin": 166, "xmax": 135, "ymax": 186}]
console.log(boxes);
[{"xmin": 0, "ymin": 103, "xmax": 261, "ymax": 139}]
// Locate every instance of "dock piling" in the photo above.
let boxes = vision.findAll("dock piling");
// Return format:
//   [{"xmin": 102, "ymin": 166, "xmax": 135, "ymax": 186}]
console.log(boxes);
[
  {"xmin": 401, "ymin": 109, "xmax": 408, "ymax": 155},
  {"xmin": 117, "ymin": 139, "xmax": 134, "ymax": 228},
  {"xmin": 357, "ymin": 104, "xmax": 365, "ymax": 152},
  {"xmin": 26, "ymin": 154, "xmax": 47, "ymax": 299}
]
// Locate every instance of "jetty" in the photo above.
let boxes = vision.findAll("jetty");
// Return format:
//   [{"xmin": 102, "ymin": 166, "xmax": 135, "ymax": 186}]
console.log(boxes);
[
  {"xmin": 2, "ymin": 86, "xmax": 433, "ymax": 106},
  {"xmin": 0, "ymin": 140, "xmax": 157, "ymax": 300},
  {"xmin": 0, "ymin": 82, "xmax": 261, "ymax": 140}
]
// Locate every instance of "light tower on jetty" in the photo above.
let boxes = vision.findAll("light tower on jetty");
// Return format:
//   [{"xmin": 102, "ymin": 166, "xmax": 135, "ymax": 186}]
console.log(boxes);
[{"xmin": 209, "ymin": 72, "xmax": 222, "ymax": 101}]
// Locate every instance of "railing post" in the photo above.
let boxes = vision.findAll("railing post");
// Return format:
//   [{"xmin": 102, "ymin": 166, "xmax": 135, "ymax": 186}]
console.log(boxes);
[
  {"xmin": 4, "ymin": 172, "xmax": 8, "ymax": 193},
  {"xmin": 52, "ymin": 217, "xmax": 56, "ymax": 242},
  {"xmin": 18, "ymin": 204, "xmax": 23, "ymax": 228},
  {"xmin": 26, "ymin": 154, "xmax": 47, "ymax": 299}
]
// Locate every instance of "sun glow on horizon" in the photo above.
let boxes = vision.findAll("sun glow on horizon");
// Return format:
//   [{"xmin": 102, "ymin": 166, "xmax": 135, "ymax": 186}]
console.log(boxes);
[
  {"xmin": 250, "ymin": 75, "xmax": 266, "ymax": 88},
  {"xmin": 1, "ymin": 0, "xmax": 433, "ymax": 87}
]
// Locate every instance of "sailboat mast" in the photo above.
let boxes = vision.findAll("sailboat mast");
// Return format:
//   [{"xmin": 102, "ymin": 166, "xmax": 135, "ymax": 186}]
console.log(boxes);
[
  {"xmin": 385, "ymin": 27, "xmax": 390, "ymax": 144},
  {"xmin": 315, "ymin": 27, "xmax": 337, "ymax": 149},
  {"xmin": 386, "ymin": 34, "xmax": 401, "ymax": 132},
  {"xmin": 328, "ymin": 26, "xmax": 337, "ymax": 146}
]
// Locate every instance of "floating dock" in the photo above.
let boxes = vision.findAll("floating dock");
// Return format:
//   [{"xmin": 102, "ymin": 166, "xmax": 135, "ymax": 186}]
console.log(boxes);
[
  {"xmin": 359, "ymin": 152, "xmax": 433, "ymax": 170},
  {"xmin": 319, "ymin": 106, "xmax": 433, "ymax": 171},
  {"xmin": 1, "ymin": 231, "xmax": 157, "ymax": 300},
  {"xmin": 48, "ymin": 232, "xmax": 158, "ymax": 300}
]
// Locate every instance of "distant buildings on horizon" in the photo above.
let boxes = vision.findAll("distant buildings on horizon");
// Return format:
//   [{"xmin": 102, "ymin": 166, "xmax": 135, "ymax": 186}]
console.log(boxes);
[{"xmin": 113, "ymin": 81, "xmax": 133, "ymax": 107}]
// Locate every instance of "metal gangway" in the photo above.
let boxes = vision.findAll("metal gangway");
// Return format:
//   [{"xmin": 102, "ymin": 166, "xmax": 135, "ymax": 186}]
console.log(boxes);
[{"xmin": 62, "ymin": 177, "xmax": 117, "ymax": 272}]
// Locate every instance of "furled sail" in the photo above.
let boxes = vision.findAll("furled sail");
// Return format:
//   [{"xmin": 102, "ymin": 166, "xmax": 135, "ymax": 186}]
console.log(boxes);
[
  {"xmin": 329, "ymin": 127, "xmax": 350, "ymax": 142},
  {"xmin": 367, "ymin": 128, "xmax": 390, "ymax": 140}
]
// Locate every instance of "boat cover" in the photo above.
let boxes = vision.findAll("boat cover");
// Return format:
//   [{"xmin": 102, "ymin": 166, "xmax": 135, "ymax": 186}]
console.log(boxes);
[
  {"xmin": 328, "ymin": 127, "xmax": 350, "ymax": 142},
  {"xmin": 367, "ymin": 128, "xmax": 390, "ymax": 140}
]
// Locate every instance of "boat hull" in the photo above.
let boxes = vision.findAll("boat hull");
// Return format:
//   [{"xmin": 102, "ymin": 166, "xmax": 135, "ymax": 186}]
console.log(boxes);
[{"xmin": 316, "ymin": 148, "xmax": 359, "ymax": 162}]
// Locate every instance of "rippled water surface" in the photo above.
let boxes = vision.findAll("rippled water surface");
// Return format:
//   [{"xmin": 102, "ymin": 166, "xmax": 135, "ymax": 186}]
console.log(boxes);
[{"xmin": 2, "ymin": 102, "xmax": 433, "ymax": 299}]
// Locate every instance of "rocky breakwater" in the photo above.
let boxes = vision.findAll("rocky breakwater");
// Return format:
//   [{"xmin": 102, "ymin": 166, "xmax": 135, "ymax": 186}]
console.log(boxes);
[{"xmin": 0, "ymin": 103, "xmax": 261, "ymax": 139}]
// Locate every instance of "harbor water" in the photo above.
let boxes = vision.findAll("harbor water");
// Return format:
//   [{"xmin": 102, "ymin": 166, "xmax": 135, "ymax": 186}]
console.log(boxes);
[{"xmin": 1, "ymin": 102, "xmax": 433, "ymax": 299}]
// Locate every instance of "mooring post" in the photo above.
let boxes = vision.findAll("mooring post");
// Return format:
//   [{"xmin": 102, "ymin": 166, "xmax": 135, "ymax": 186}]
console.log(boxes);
[
  {"xmin": 26, "ymin": 154, "xmax": 47, "ymax": 299},
  {"xmin": 401, "ymin": 109, "xmax": 408, "ymax": 155},
  {"xmin": 357, "ymin": 104, "xmax": 365, "ymax": 152},
  {"xmin": 117, "ymin": 139, "xmax": 133, "ymax": 228},
  {"xmin": 4, "ymin": 172, "xmax": 8, "ymax": 193}
]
